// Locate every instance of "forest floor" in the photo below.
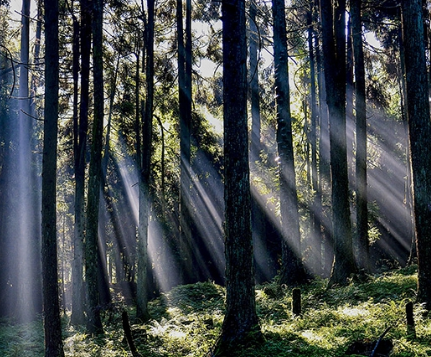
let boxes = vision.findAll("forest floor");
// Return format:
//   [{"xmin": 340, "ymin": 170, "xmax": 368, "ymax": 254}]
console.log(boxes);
[{"xmin": 1, "ymin": 264, "xmax": 431, "ymax": 356}]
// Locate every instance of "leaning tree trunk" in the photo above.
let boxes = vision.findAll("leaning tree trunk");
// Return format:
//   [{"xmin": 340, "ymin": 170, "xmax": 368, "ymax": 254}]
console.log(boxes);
[
  {"xmin": 42, "ymin": 0, "xmax": 65, "ymax": 354},
  {"xmin": 212, "ymin": 0, "xmax": 262, "ymax": 355},
  {"xmin": 401, "ymin": 0, "xmax": 431, "ymax": 311}
]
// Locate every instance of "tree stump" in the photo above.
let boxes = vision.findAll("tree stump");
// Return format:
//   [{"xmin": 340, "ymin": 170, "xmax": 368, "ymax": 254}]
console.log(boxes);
[
  {"xmin": 406, "ymin": 301, "xmax": 416, "ymax": 338},
  {"xmin": 292, "ymin": 288, "xmax": 301, "ymax": 316}
]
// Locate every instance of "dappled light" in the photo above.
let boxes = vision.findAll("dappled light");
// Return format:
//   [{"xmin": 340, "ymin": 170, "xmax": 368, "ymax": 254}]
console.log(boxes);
[{"xmin": 1, "ymin": 0, "xmax": 430, "ymax": 355}]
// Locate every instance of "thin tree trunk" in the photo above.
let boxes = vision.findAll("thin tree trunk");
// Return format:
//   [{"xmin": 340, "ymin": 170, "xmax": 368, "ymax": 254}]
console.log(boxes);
[
  {"xmin": 177, "ymin": 0, "xmax": 193, "ymax": 283},
  {"xmin": 249, "ymin": 0, "xmax": 268, "ymax": 282},
  {"xmin": 273, "ymin": 0, "xmax": 308, "ymax": 286},
  {"xmin": 307, "ymin": 3, "xmax": 320, "ymax": 275},
  {"xmin": 351, "ymin": 0, "xmax": 370, "ymax": 272},
  {"xmin": 42, "ymin": 0, "xmax": 64, "ymax": 353},
  {"xmin": 315, "ymin": 3, "xmax": 332, "ymax": 276},
  {"xmin": 320, "ymin": 0, "xmax": 357, "ymax": 286},
  {"xmin": 85, "ymin": 0, "xmax": 104, "ymax": 334},
  {"xmin": 71, "ymin": 0, "xmax": 87, "ymax": 326},
  {"xmin": 17, "ymin": 0, "xmax": 37, "ymax": 322},
  {"xmin": 136, "ymin": 0, "xmax": 154, "ymax": 322}
]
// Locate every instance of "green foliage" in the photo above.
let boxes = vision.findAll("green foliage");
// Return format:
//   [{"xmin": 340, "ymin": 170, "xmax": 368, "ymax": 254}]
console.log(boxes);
[
  {"xmin": 2, "ymin": 267, "xmax": 431, "ymax": 356},
  {"xmin": 0, "ymin": 319, "xmax": 44, "ymax": 357}
]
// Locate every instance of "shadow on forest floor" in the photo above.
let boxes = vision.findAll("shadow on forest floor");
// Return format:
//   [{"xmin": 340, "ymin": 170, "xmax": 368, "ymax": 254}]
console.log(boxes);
[{"xmin": 1, "ymin": 265, "xmax": 430, "ymax": 357}]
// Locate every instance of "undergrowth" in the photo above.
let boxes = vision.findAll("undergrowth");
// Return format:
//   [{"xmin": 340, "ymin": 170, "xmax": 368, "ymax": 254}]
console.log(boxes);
[{"xmin": 1, "ymin": 265, "xmax": 431, "ymax": 356}]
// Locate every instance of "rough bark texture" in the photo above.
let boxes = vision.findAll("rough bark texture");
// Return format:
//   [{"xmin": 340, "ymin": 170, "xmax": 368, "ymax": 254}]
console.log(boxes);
[
  {"xmin": 351, "ymin": 0, "xmax": 370, "ymax": 272},
  {"xmin": 401, "ymin": 0, "xmax": 431, "ymax": 311},
  {"xmin": 42, "ymin": 0, "xmax": 64, "ymax": 354},
  {"xmin": 213, "ymin": 0, "xmax": 262, "ymax": 354},
  {"xmin": 85, "ymin": 0, "xmax": 104, "ymax": 334},
  {"xmin": 136, "ymin": 0, "xmax": 154, "ymax": 322},
  {"xmin": 273, "ymin": 0, "xmax": 308, "ymax": 286},
  {"xmin": 320, "ymin": 0, "xmax": 356, "ymax": 286}
]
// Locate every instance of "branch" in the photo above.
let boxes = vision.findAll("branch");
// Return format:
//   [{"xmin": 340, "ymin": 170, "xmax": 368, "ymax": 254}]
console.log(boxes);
[
  {"xmin": 122, "ymin": 311, "xmax": 143, "ymax": 357},
  {"xmin": 0, "ymin": 44, "xmax": 16, "ymax": 96},
  {"xmin": 370, "ymin": 325, "xmax": 392, "ymax": 357}
]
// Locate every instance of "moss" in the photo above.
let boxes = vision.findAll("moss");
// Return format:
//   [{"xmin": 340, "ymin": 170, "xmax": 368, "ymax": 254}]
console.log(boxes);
[{"xmin": 2, "ymin": 267, "xmax": 431, "ymax": 356}]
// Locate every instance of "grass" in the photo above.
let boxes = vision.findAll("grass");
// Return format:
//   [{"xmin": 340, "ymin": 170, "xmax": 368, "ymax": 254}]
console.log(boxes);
[{"xmin": 1, "ymin": 265, "xmax": 431, "ymax": 356}]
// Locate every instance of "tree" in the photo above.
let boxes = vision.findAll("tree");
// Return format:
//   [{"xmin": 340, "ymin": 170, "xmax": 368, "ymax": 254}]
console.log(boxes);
[
  {"xmin": 16, "ymin": 0, "xmax": 41, "ymax": 322},
  {"xmin": 177, "ymin": 0, "xmax": 193, "ymax": 283},
  {"xmin": 71, "ymin": 0, "xmax": 91, "ymax": 326},
  {"xmin": 320, "ymin": 0, "xmax": 356, "ymax": 286},
  {"xmin": 249, "ymin": 0, "xmax": 260, "ymax": 159},
  {"xmin": 42, "ymin": 0, "xmax": 64, "ymax": 354},
  {"xmin": 401, "ymin": 0, "xmax": 431, "ymax": 310},
  {"xmin": 351, "ymin": 0, "xmax": 370, "ymax": 272},
  {"xmin": 249, "ymin": 0, "xmax": 271, "ymax": 283},
  {"xmin": 136, "ymin": 0, "xmax": 154, "ymax": 322},
  {"xmin": 272, "ymin": 0, "xmax": 308, "ymax": 286},
  {"xmin": 307, "ymin": 0, "xmax": 321, "ymax": 275},
  {"xmin": 212, "ymin": 0, "xmax": 262, "ymax": 355},
  {"xmin": 85, "ymin": 0, "xmax": 104, "ymax": 334}
]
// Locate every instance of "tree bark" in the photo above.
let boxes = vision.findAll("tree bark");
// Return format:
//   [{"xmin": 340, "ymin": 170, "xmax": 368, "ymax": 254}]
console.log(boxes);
[
  {"xmin": 42, "ymin": 0, "xmax": 65, "ymax": 354},
  {"xmin": 315, "ymin": 0, "xmax": 332, "ymax": 276},
  {"xmin": 307, "ymin": 1, "xmax": 321, "ymax": 275},
  {"xmin": 351, "ymin": 0, "xmax": 370, "ymax": 272},
  {"xmin": 71, "ymin": 0, "xmax": 90, "ymax": 326},
  {"xmin": 249, "ymin": 0, "xmax": 269, "ymax": 283},
  {"xmin": 212, "ymin": 0, "xmax": 262, "ymax": 354},
  {"xmin": 273, "ymin": 0, "xmax": 308, "ymax": 286},
  {"xmin": 136, "ymin": 0, "xmax": 154, "ymax": 322},
  {"xmin": 85, "ymin": 0, "xmax": 104, "ymax": 334},
  {"xmin": 401, "ymin": 0, "xmax": 431, "ymax": 311},
  {"xmin": 177, "ymin": 0, "xmax": 193, "ymax": 283},
  {"xmin": 320, "ymin": 0, "xmax": 356, "ymax": 286}
]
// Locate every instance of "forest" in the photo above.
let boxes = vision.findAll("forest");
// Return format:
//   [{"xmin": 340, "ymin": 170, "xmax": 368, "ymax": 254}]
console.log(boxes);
[{"xmin": 0, "ymin": 0, "xmax": 431, "ymax": 356}]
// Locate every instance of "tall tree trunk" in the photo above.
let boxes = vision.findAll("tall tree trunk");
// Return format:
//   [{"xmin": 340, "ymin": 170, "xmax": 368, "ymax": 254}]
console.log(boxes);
[
  {"xmin": 397, "ymin": 25, "xmax": 416, "ymax": 266},
  {"xmin": 249, "ymin": 0, "xmax": 260, "ymax": 159},
  {"xmin": 71, "ymin": 0, "xmax": 89, "ymax": 326},
  {"xmin": 307, "ymin": 2, "xmax": 320, "ymax": 275},
  {"xmin": 177, "ymin": 0, "xmax": 193, "ymax": 283},
  {"xmin": 351, "ymin": 0, "xmax": 370, "ymax": 272},
  {"xmin": 213, "ymin": 1, "xmax": 262, "ymax": 355},
  {"xmin": 320, "ymin": 0, "xmax": 356, "ymax": 286},
  {"xmin": 315, "ymin": 2, "xmax": 332, "ymax": 276},
  {"xmin": 249, "ymin": 0, "xmax": 269, "ymax": 282},
  {"xmin": 16, "ymin": 0, "xmax": 38, "ymax": 322},
  {"xmin": 401, "ymin": 0, "xmax": 431, "ymax": 310},
  {"xmin": 273, "ymin": 0, "xmax": 308, "ymax": 286},
  {"xmin": 85, "ymin": 0, "xmax": 104, "ymax": 334},
  {"xmin": 42, "ymin": 0, "xmax": 64, "ymax": 354},
  {"xmin": 30, "ymin": 0, "xmax": 42, "ymax": 119},
  {"xmin": 136, "ymin": 0, "xmax": 154, "ymax": 322}
]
